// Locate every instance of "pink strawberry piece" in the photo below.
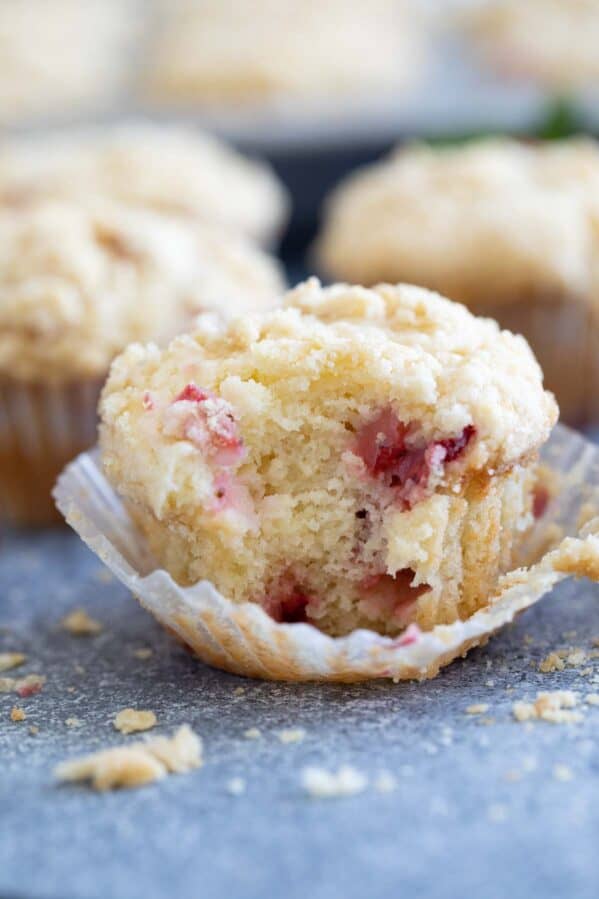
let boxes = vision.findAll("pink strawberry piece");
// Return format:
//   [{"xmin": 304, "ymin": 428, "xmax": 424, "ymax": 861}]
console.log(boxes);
[
  {"xmin": 391, "ymin": 622, "xmax": 422, "ymax": 648},
  {"xmin": 532, "ymin": 483, "xmax": 550, "ymax": 519},
  {"xmin": 354, "ymin": 409, "xmax": 475, "ymax": 508},
  {"xmin": 359, "ymin": 568, "xmax": 430, "ymax": 625},
  {"xmin": 263, "ymin": 583, "xmax": 313, "ymax": 624},
  {"xmin": 17, "ymin": 681, "xmax": 43, "ymax": 698},
  {"xmin": 165, "ymin": 382, "xmax": 246, "ymax": 466}
]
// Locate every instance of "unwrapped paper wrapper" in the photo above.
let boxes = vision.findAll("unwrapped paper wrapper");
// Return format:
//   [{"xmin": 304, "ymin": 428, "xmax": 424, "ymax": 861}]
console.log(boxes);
[{"xmin": 54, "ymin": 425, "xmax": 599, "ymax": 682}]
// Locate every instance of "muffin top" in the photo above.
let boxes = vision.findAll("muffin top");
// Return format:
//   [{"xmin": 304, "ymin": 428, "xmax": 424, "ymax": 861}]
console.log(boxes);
[
  {"xmin": 316, "ymin": 138, "xmax": 599, "ymax": 306},
  {"xmin": 462, "ymin": 0, "xmax": 599, "ymax": 90},
  {"xmin": 143, "ymin": 0, "xmax": 426, "ymax": 104},
  {"xmin": 0, "ymin": 122, "xmax": 288, "ymax": 247},
  {"xmin": 100, "ymin": 278, "xmax": 557, "ymax": 520},
  {"xmin": 0, "ymin": 0, "xmax": 135, "ymax": 124},
  {"xmin": 0, "ymin": 201, "xmax": 284, "ymax": 382}
]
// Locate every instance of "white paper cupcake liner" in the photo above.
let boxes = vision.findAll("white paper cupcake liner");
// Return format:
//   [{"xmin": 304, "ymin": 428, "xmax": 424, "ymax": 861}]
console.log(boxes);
[
  {"xmin": 53, "ymin": 424, "xmax": 599, "ymax": 682},
  {"xmin": 0, "ymin": 377, "xmax": 104, "ymax": 526}
]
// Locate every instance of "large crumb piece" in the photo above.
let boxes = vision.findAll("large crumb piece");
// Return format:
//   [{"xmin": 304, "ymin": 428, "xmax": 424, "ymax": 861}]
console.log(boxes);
[
  {"xmin": 10, "ymin": 706, "xmax": 26, "ymax": 722},
  {"xmin": 512, "ymin": 690, "xmax": 582, "ymax": 724},
  {"xmin": 0, "ymin": 652, "xmax": 26, "ymax": 672},
  {"xmin": 54, "ymin": 725, "xmax": 202, "ymax": 791},
  {"xmin": 61, "ymin": 609, "xmax": 103, "ymax": 636},
  {"xmin": 243, "ymin": 727, "xmax": 261, "ymax": 740},
  {"xmin": 114, "ymin": 708, "xmax": 157, "ymax": 735},
  {"xmin": 465, "ymin": 703, "xmax": 489, "ymax": 715},
  {"xmin": 301, "ymin": 765, "xmax": 368, "ymax": 798},
  {"xmin": 277, "ymin": 728, "xmax": 306, "ymax": 744},
  {"xmin": 538, "ymin": 652, "xmax": 565, "ymax": 673},
  {"xmin": 0, "ymin": 673, "xmax": 45, "ymax": 697}
]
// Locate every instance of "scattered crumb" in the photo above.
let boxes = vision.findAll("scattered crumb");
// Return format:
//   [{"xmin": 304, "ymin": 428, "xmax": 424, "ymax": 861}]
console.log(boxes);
[
  {"xmin": 114, "ymin": 709, "xmax": 157, "ymax": 735},
  {"xmin": 487, "ymin": 803, "xmax": 508, "ymax": 823},
  {"xmin": 465, "ymin": 703, "xmax": 489, "ymax": 715},
  {"xmin": 65, "ymin": 717, "xmax": 82, "ymax": 728},
  {"xmin": 233, "ymin": 687, "xmax": 246, "ymax": 696},
  {"xmin": 243, "ymin": 727, "xmax": 261, "ymax": 740},
  {"xmin": 10, "ymin": 706, "xmax": 26, "ymax": 722},
  {"xmin": 54, "ymin": 725, "xmax": 202, "ymax": 791},
  {"xmin": 66, "ymin": 687, "xmax": 77, "ymax": 694},
  {"xmin": 302, "ymin": 765, "xmax": 367, "ymax": 799},
  {"xmin": 485, "ymin": 679, "xmax": 495, "ymax": 688},
  {"xmin": 374, "ymin": 771, "xmax": 397, "ymax": 794},
  {"xmin": 564, "ymin": 649, "xmax": 587, "ymax": 667},
  {"xmin": 74, "ymin": 665, "xmax": 86, "ymax": 675},
  {"xmin": 512, "ymin": 690, "xmax": 582, "ymax": 724},
  {"xmin": 227, "ymin": 777, "xmax": 246, "ymax": 796},
  {"xmin": 277, "ymin": 728, "xmax": 306, "ymax": 744},
  {"xmin": 592, "ymin": 637, "xmax": 599, "ymax": 648},
  {"xmin": 585, "ymin": 693, "xmax": 599, "ymax": 706},
  {"xmin": 504, "ymin": 770, "xmax": 522, "ymax": 782},
  {"xmin": 538, "ymin": 652, "xmax": 565, "ymax": 673},
  {"xmin": 553, "ymin": 764, "xmax": 574, "ymax": 782},
  {"xmin": 0, "ymin": 674, "xmax": 45, "ymax": 697},
  {"xmin": 0, "ymin": 652, "xmax": 26, "ymax": 672},
  {"xmin": 133, "ymin": 648, "xmax": 153, "ymax": 661},
  {"xmin": 93, "ymin": 567, "xmax": 113, "ymax": 584},
  {"xmin": 61, "ymin": 609, "xmax": 103, "ymax": 636},
  {"xmin": 29, "ymin": 725, "xmax": 39, "ymax": 736},
  {"xmin": 477, "ymin": 716, "xmax": 496, "ymax": 726}
]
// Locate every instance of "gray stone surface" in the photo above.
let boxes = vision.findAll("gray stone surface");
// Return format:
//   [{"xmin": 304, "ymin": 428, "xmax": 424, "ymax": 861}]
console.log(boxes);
[{"xmin": 1, "ymin": 527, "xmax": 599, "ymax": 899}]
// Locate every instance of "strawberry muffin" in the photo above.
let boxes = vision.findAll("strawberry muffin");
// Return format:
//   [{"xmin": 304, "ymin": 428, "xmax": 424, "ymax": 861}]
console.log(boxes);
[
  {"xmin": 461, "ymin": 0, "xmax": 599, "ymax": 91},
  {"xmin": 99, "ymin": 279, "xmax": 557, "ymax": 638},
  {"xmin": 143, "ymin": 0, "xmax": 427, "ymax": 107},
  {"xmin": 0, "ymin": 0, "xmax": 135, "ymax": 124},
  {"xmin": 0, "ymin": 122, "xmax": 288, "ymax": 248},
  {"xmin": 0, "ymin": 201, "xmax": 284, "ymax": 526},
  {"xmin": 316, "ymin": 138, "xmax": 599, "ymax": 424}
]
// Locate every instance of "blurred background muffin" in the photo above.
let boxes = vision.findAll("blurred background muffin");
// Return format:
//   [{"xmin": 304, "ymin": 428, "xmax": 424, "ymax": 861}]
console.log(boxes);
[
  {"xmin": 0, "ymin": 0, "xmax": 136, "ymax": 125},
  {"xmin": 141, "ymin": 0, "xmax": 428, "ymax": 109},
  {"xmin": 0, "ymin": 201, "xmax": 284, "ymax": 526},
  {"xmin": 0, "ymin": 123, "xmax": 289, "ymax": 248}
]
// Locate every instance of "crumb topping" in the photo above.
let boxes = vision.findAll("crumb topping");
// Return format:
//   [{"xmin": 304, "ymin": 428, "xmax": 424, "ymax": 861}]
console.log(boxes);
[{"xmin": 302, "ymin": 765, "xmax": 368, "ymax": 798}]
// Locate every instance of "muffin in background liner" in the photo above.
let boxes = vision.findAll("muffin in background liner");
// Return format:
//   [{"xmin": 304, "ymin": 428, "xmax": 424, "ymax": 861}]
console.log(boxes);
[
  {"xmin": 1, "ymin": 377, "xmax": 103, "ymax": 527},
  {"xmin": 54, "ymin": 425, "xmax": 599, "ymax": 683}
]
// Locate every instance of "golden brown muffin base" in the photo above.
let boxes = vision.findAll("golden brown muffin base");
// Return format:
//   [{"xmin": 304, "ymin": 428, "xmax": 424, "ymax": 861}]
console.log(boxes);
[
  {"xmin": 0, "ymin": 376, "xmax": 103, "ymax": 526},
  {"xmin": 469, "ymin": 295, "xmax": 594, "ymax": 426}
]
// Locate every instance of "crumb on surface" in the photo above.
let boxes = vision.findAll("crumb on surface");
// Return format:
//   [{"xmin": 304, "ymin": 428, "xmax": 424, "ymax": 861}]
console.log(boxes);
[
  {"xmin": 374, "ymin": 771, "xmax": 397, "ymax": 793},
  {"xmin": 0, "ymin": 673, "xmax": 45, "ymax": 697},
  {"xmin": 233, "ymin": 687, "xmax": 246, "ymax": 696},
  {"xmin": 10, "ymin": 706, "xmax": 25, "ymax": 722},
  {"xmin": 465, "ymin": 703, "xmax": 489, "ymax": 715},
  {"xmin": 553, "ymin": 764, "xmax": 574, "ymax": 782},
  {"xmin": 29, "ymin": 725, "xmax": 39, "ymax": 736},
  {"xmin": 487, "ymin": 803, "xmax": 508, "ymax": 823},
  {"xmin": 0, "ymin": 652, "xmax": 26, "ymax": 672},
  {"xmin": 65, "ymin": 717, "xmax": 82, "ymax": 728},
  {"xmin": 585, "ymin": 693, "xmax": 599, "ymax": 706},
  {"xmin": 227, "ymin": 777, "xmax": 246, "ymax": 796},
  {"xmin": 243, "ymin": 727, "xmax": 261, "ymax": 740},
  {"xmin": 133, "ymin": 648, "xmax": 153, "ymax": 660},
  {"xmin": 114, "ymin": 708, "xmax": 157, "ymax": 735},
  {"xmin": 512, "ymin": 690, "xmax": 582, "ymax": 724},
  {"xmin": 301, "ymin": 765, "xmax": 368, "ymax": 799},
  {"xmin": 538, "ymin": 652, "xmax": 565, "ymax": 673},
  {"xmin": 54, "ymin": 724, "xmax": 202, "ymax": 792},
  {"xmin": 61, "ymin": 609, "xmax": 103, "ymax": 636},
  {"xmin": 277, "ymin": 728, "xmax": 306, "ymax": 744}
]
